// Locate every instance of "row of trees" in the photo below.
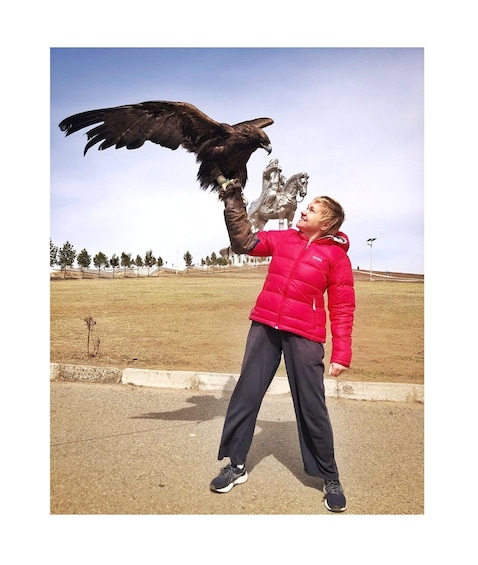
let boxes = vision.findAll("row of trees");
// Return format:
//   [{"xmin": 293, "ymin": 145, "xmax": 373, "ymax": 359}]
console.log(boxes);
[{"xmin": 50, "ymin": 239, "xmax": 231, "ymax": 278}]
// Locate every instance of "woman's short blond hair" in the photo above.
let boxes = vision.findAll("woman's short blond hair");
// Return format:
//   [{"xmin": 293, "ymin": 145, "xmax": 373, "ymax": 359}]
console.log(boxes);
[{"xmin": 311, "ymin": 196, "xmax": 346, "ymax": 235}]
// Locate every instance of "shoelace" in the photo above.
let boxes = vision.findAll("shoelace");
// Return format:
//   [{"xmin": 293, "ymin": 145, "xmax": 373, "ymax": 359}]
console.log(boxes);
[
  {"xmin": 221, "ymin": 464, "xmax": 241, "ymax": 478},
  {"xmin": 325, "ymin": 480, "xmax": 343, "ymax": 494}
]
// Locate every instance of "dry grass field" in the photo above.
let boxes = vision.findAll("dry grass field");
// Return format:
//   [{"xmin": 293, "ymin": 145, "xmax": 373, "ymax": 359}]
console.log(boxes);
[{"xmin": 50, "ymin": 267, "xmax": 424, "ymax": 384}]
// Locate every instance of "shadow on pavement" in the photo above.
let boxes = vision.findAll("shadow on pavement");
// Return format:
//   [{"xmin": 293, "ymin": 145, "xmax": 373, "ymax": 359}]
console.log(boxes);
[{"xmin": 131, "ymin": 392, "xmax": 317, "ymax": 489}]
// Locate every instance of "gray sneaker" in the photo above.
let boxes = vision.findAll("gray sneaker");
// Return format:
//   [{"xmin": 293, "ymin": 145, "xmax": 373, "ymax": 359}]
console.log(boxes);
[
  {"xmin": 323, "ymin": 479, "xmax": 347, "ymax": 512},
  {"xmin": 210, "ymin": 464, "xmax": 248, "ymax": 493}
]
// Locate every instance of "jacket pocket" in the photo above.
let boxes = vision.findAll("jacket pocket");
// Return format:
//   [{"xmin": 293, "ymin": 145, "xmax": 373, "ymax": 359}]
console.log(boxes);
[{"xmin": 312, "ymin": 297, "xmax": 317, "ymax": 328}]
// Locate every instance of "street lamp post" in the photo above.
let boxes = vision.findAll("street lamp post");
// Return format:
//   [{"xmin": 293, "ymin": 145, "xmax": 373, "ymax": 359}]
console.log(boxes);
[{"xmin": 366, "ymin": 238, "xmax": 377, "ymax": 281}]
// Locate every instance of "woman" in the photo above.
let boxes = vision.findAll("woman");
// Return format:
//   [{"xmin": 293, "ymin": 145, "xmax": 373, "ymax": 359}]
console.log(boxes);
[{"xmin": 210, "ymin": 179, "xmax": 355, "ymax": 512}]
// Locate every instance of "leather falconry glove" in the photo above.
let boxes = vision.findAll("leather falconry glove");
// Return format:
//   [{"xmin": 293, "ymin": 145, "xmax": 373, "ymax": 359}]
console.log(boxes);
[{"xmin": 218, "ymin": 177, "xmax": 259, "ymax": 255}]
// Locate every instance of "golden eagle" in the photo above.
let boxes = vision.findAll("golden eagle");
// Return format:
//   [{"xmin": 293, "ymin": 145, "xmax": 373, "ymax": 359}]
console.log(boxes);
[{"xmin": 58, "ymin": 100, "xmax": 273, "ymax": 192}]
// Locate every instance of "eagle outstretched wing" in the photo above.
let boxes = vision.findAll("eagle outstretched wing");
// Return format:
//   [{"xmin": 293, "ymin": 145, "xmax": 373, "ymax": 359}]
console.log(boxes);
[{"xmin": 59, "ymin": 100, "xmax": 273, "ymax": 191}]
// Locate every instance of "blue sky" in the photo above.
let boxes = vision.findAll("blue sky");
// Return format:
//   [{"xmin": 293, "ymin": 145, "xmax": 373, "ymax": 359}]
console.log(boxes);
[{"xmin": 51, "ymin": 48, "xmax": 424, "ymax": 273}]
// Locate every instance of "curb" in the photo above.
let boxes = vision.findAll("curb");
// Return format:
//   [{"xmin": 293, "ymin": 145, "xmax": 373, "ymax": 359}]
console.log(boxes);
[{"xmin": 50, "ymin": 363, "xmax": 423, "ymax": 403}]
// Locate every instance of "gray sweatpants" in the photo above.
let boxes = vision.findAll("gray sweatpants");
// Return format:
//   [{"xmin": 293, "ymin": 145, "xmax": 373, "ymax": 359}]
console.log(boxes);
[{"xmin": 217, "ymin": 321, "xmax": 339, "ymax": 479}]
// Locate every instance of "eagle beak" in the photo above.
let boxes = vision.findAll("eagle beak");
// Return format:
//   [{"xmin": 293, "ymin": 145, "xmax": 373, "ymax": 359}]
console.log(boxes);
[{"xmin": 263, "ymin": 143, "xmax": 272, "ymax": 154}]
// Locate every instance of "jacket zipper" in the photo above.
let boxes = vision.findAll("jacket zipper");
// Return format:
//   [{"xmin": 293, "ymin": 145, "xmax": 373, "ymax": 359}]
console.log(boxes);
[{"xmin": 275, "ymin": 244, "xmax": 310, "ymax": 329}]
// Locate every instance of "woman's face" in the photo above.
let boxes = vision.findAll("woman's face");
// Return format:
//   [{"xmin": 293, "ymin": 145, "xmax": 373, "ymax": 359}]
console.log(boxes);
[{"xmin": 296, "ymin": 201, "xmax": 330, "ymax": 238}]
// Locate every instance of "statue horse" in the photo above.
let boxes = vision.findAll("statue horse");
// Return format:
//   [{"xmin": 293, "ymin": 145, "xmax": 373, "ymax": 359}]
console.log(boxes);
[{"xmin": 248, "ymin": 172, "xmax": 308, "ymax": 231}]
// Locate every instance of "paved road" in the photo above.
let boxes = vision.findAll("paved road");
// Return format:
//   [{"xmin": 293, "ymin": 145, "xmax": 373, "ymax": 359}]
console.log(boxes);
[{"xmin": 50, "ymin": 380, "xmax": 424, "ymax": 515}]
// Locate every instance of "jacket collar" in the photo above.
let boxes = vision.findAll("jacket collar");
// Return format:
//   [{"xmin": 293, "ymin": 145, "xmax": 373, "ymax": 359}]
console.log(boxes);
[{"xmin": 296, "ymin": 229, "xmax": 350, "ymax": 252}]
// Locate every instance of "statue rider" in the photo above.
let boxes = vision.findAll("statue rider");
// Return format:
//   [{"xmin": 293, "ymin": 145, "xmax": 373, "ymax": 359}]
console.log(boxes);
[{"xmin": 261, "ymin": 159, "xmax": 286, "ymax": 214}]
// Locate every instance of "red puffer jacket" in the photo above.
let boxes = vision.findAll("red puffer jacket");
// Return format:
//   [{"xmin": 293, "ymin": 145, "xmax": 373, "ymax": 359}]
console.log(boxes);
[{"xmin": 248, "ymin": 229, "xmax": 355, "ymax": 367}]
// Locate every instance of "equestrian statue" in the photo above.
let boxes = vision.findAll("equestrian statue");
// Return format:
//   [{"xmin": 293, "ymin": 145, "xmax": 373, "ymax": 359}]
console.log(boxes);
[
  {"xmin": 248, "ymin": 159, "xmax": 308, "ymax": 231},
  {"xmin": 219, "ymin": 159, "xmax": 309, "ymax": 261}
]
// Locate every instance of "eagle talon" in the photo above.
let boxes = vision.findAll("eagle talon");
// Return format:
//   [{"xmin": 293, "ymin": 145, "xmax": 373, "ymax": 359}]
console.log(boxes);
[
  {"xmin": 217, "ymin": 175, "xmax": 235, "ymax": 191},
  {"xmin": 217, "ymin": 176, "xmax": 248, "ymax": 207}
]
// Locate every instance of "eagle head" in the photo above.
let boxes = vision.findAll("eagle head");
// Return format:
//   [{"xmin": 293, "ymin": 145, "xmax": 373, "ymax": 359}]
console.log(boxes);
[{"xmin": 258, "ymin": 129, "xmax": 272, "ymax": 154}]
